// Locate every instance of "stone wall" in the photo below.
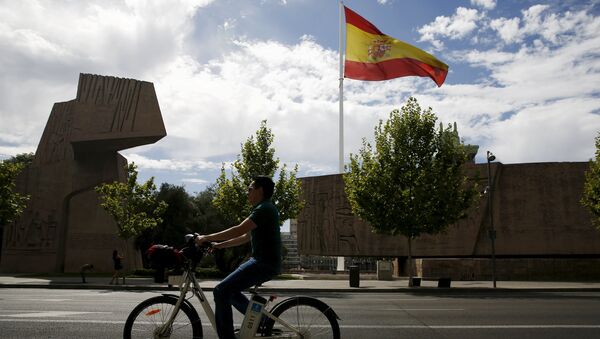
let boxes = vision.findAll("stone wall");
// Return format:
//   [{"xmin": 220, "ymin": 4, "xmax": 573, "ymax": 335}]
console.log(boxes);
[
  {"xmin": 297, "ymin": 162, "xmax": 600, "ymax": 258},
  {"xmin": 421, "ymin": 258, "xmax": 600, "ymax": 281}
]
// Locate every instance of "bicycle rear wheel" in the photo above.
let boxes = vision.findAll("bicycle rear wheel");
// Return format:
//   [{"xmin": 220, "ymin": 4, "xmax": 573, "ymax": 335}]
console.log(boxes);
[
  {"xmin": 264, "ymin": 296, "xmax": 340, "ymax": 338},
  {"xmin": 123, "ymin": 295, "xmax": 203, "ymax": 339}
]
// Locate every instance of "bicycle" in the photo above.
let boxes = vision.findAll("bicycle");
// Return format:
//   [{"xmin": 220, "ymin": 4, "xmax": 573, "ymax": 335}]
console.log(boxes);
[{"xmin": 123, "ymin": 234, "xmax": 341, "ymax": 338}]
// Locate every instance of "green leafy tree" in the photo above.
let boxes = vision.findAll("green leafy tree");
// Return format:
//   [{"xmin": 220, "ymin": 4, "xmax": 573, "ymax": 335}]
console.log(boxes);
[
  {"xmin": 3, "ymin": 152, "xmax": 34, "ymax": 166},
  {"xmin": 344, "ymin": 97, "xmax": 478, "ymax": 279},
  {"xmin": 212, "ymin": 120, "xmax": 304, "ymax": 271},
  {"xmin": 213, "ymin": 120, "xmax": 304, "ymax": 224},
  {"xmin": 582, "ymin": 132, "xmax": 600, "ymax": 230},
  {"xmin": 190, "ymin": 186, "xmax": 230, "ymax": 235},
  {"xmin": 0, "ymin": 156, "xmax": 31, "ymax": 226},
  {"xmin": 136, "ymin": 183, "xmax": 195, "ymax": 253},
  {"xmin": 95, "ymin": 163, "xmax": 167, "ymax": 268}
]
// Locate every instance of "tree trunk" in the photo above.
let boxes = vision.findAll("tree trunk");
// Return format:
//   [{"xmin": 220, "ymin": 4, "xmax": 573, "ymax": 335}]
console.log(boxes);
[
  {"xmin": 407, "ymin": 236, "xmax": 421, "ymax": 287},
  {"xmin": 408, "ymin": 236, "xmax": 414, "ymax": 277}
]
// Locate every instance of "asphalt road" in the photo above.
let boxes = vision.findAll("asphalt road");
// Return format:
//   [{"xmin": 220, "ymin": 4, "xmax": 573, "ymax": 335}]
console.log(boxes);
[{"xmin": 1, "ymin": 288, "xmax": 600, "ymax": 338}]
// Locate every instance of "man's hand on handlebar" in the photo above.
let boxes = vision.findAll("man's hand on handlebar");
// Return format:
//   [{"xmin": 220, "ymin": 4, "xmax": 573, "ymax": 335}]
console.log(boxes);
[
  {"xmin": 194, "ymin": 234, "xmax": 223, "ymax": 250},
  {"xmin": 194, "ymin": 234, "xmax": 210, "ymax": 246}
]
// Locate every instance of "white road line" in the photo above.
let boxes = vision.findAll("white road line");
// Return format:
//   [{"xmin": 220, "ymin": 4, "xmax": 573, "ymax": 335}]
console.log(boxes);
[
  {"xmin": 378, "ymin": 308, "xmax": 465, "ymax": 311},
  {"xmin": 0, "ymin": 319, "xmax": 125, "ymax": 324},
  {"xmin": 341, "ymin": 325, "xmax": 600, "ymax": 329},
  {"xmin": 12, "ymin": 298, "xmax": 72, "ymax": 302},
  {"xmin": 4, "ymin": 311, "xmax": 112, "ymax": 318},
  {"xmin": 0, "ymin": 319, "xmax": 599, "ymax": 330}
]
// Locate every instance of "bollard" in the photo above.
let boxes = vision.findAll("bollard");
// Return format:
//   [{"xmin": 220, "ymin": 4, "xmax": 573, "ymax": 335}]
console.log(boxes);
[
  {"xmin": 349, "ymin": 265, "xmax": 360, "ymax": 288},
  {"xmin": 154, "ymin": 267, "xmax": 166, "ymax": 283},
  {"xmin": 80, "ymin": 264, "xmax": 94, "ymax": 283},
  {"xmin": 438, "ymin": 277, "xmax": 451, "ymax": 288},
  {"xmin": 409, "ymin": 277, "xmax": 421, "ymax": 287}
]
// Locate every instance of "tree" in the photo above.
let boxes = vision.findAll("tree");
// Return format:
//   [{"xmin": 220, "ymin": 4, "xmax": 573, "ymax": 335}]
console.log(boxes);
[
  {"xmin": 582, "ymin": 132, "xmax": 600, "ymax": 230},
  {"xmin": 95, "ymin": 163, "xmax": 167, "ymax": 268},
  {"xmin": 213, "ymin": 120, "xmax": 304, "ymax": 224},
  {"xmin": 344, "ymin": 97, "xmax": 478, "ymax": 280},
  {"xmin": 190, "ymin": 186, "xmax": 230, "ymax": 235},
  {"xmin": 136, "ymin": 183, "xmax": 195, "ymax": 254},
  {"xmin": 212, "ymin": 120, "xmax": 304, "ymax": 271},
  {"xmin": 0, "ymin": 156, "xmax": 30, "ymax": 226},
  {"xmin": 3, "ymin": 152, "xmax": 34, "ymax": 166}
]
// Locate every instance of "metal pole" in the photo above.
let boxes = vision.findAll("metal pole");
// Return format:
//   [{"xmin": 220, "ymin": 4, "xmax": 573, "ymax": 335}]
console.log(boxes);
[
  {"xmin": 487, "ymin": 151, "xmax": 497, "ymax": 288},
  {"xmin": 337, "ymin": 0, "xmax": 345, "ymax": 272},
  {"xmin": 338, "ymin": 0, "xmax": 344, "ymax": 174}
]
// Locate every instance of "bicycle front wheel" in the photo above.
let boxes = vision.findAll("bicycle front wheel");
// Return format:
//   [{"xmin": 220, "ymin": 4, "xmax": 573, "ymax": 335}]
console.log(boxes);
[
  {"xmin": 123, "ymin": 295, "xmax": 203, "ymax": 339},
  {"xmin": 264, "ymin": 296, "xmax": 341, "ymax": 339}
]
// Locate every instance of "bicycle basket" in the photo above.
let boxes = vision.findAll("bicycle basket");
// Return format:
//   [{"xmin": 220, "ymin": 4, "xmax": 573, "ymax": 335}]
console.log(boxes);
[{"xmin": 146, "ymin": 245, "xmax": 184, "ymax": 269}]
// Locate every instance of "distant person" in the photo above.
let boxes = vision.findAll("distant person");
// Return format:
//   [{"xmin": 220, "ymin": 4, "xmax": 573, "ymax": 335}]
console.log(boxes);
[
  {"xmin": 110, "ymin": 250, "xmax": 124, "ymax": 285},
  {"xmin": 195, "ymin": 175, "xmax": 281, "ymax": 339}
]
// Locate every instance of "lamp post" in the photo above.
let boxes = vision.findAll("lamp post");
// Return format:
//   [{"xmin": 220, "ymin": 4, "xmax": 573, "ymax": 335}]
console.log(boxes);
[{"xmin": 486, "ymin": 151, "xmax": 497, "ymax": 288}]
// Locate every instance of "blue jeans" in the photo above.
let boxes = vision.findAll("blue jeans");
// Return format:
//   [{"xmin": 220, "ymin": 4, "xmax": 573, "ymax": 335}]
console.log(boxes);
[{"xmin": 213, "ymin": 258, "xmax": 278, "ymax": 339}]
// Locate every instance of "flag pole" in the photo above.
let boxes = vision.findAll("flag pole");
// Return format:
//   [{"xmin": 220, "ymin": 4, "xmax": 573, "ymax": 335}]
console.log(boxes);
[
  {"xmin": 338, "ymin": 0, "xmax": 344, "ymax": 174},
  {"xmin": 337, "ymin": 0, "xmax": 345, "ymax": 272}
]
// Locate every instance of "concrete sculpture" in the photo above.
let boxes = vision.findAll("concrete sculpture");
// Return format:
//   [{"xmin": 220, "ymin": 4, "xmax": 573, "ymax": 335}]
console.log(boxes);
[{"xmin": 1, "ymin": 74, "xmax": 166, "ymax": 273}]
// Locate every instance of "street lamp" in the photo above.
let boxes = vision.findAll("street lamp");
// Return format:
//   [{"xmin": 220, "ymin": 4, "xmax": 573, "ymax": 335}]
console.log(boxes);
[{"xmin": 486, "ymin": 151, "xmax": 497, "ymax": 288}]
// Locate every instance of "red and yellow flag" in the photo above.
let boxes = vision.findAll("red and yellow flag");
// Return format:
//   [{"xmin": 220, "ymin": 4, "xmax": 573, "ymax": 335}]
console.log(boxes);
[{"xmin": 344, "ymin": 6, "xmax": 449, "ymax": 87}]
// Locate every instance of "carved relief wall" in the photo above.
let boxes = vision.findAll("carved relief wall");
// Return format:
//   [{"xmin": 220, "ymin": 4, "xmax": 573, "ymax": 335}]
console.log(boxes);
[
  {"xmin": 1, "ymin": 74, "xmax": 166, "ymax": 273},
  {"xmin": 297, "ymin": 162, "xmax": 600, "ymax": 258}
]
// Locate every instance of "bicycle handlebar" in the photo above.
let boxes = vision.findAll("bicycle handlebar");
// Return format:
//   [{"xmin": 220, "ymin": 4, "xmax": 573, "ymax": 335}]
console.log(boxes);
[
  {"xmin": 184, "ymin": 233, "xmax": 213, "ymax": 249},
  {"xmin": 177, "ymin": 233, "xmax": 213, "ymax": 268}
]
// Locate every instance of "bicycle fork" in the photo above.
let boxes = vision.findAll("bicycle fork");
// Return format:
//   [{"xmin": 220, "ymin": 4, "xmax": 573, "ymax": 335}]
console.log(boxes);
[{"xmin": 154, "ymin": 278, "xmax": 191, "ymax": 337}]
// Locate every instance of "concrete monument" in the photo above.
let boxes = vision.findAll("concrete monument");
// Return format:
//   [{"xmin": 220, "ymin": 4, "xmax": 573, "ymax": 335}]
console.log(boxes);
[{"xmin": 0, "ymin": 74, "xmax": 166, "ymax": 273}]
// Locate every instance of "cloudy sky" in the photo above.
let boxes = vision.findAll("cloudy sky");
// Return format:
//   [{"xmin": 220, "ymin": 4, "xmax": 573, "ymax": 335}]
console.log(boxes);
[{"xmin": 1, "ymin": 0, "xmax": 599, "ymax": 194}]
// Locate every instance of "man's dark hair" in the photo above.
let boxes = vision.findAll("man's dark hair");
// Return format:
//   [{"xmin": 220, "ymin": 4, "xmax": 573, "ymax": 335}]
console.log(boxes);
[{"xmin": 252, "ymin": 175, "xmax": 275, "ymax": 199}]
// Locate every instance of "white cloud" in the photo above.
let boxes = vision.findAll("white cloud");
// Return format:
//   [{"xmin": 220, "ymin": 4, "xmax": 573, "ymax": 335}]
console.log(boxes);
[
  {"xmin": 149, "ymin": 36, "xmax": 342, "ymax": 169},
  {"xmin": 490, "ymin": 97, "xmax": 599, "ymax": 163},
  {"xmin": 489, "ymin": 17, "xmax": 521, "ymax": 44},
  {"xmin": 182, "ymin": 178, "xmax": 210, "ymax": 185},
  {"xmin": 489, "ymin": 4, "xmax": 599, "ymax": 45},
  {"xmin": 470, "ymin": 0, "xmax": 496, "ymax": 10},
  {"xmin": 418, "ymin": 7, "xmax": 483, "ymax": 49},
  {"xmin": 0, "ymin": 0, "xmax": 211, "ymax": 75},
  {"xmin": 411, "ymin": 4, "xmax": 600, "ymax": 164},
  {"xmin": 123, "ymin": 153, "xmax": 223, "ymax": 171},
  {"xmin": 0, "ymin": 0, "xmax": 598, "ymax": 192},
  {"xmin": 221, "ymin": 18, "xmax": 237, "ymax": 31},
  {"xmin": 0, "ymin": 0, "xmax": 216, "ymax": 159},
  {"xmin": 419, "ymin": 24, "xmax": 600, "ymax": 163}
]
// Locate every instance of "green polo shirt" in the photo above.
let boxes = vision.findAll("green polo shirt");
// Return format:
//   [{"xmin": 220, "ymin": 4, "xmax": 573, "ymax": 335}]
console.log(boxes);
[{"xmin": 248, "ymin": 199, "xmax": 281, "ymax": 271}]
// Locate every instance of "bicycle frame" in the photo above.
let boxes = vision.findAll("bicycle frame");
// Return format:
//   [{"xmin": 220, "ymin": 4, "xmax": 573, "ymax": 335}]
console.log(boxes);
[{"xmin": 159, "ymin": 266, "xmax": 303, "ymax": 339}]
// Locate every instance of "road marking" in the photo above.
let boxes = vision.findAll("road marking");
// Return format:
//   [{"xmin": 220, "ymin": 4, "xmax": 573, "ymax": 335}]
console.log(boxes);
[
  {"xmin": 4, "ymin": 311, "xmax": 112, "ymax": 318},
  {"xmin": 0, "ymin": 318, "xmax": 599, "ymax": 330},
  {"xmin": 341, "ymin": 325, "xmax": 600, "ymax": 329},
  {"xmin": 13, "ymin": 298, "xmax": 72, "ymax": 302},
  {"xmin": 378, "ymin": 308, "xmax": 464, "ymax": 311},
  {"xmin": 0, "ymin": 319, "xmax": 125, "ymax": 324}
]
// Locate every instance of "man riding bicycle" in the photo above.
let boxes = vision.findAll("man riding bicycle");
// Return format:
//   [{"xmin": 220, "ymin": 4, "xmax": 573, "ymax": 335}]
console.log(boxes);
[{"xmin": 195, "ymin": 175, "xmax": 281, "ymax": 339}]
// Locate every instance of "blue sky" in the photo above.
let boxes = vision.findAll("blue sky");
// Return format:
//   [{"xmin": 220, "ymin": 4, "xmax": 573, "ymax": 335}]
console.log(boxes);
[{"xmin": 1, "ymin": 0, "xmax": 599, "ymax": 195}]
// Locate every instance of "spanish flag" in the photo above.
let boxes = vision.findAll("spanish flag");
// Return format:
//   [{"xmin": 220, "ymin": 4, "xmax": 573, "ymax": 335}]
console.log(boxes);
[{"xmin": 344, "ymin": 6, "xmax": 448, "ymax": 87}]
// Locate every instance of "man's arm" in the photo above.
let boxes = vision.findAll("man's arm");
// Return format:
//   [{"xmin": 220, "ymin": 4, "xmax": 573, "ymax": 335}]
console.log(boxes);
[
  {"xmin": 196, "ymin": 217, "xmax": 257, "ymax": 245},
  {"xmin": 213, "ymin": 232, "xmax": 251, "ymax": 249}
]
